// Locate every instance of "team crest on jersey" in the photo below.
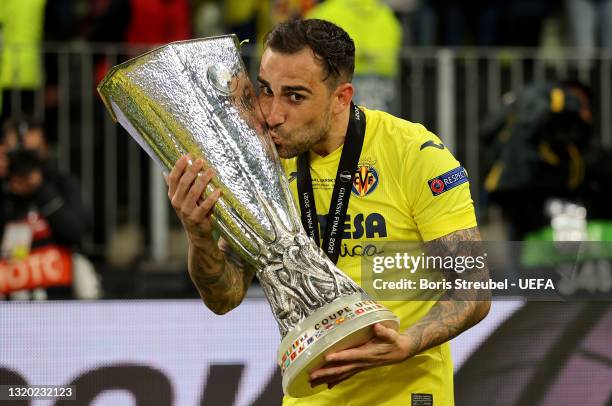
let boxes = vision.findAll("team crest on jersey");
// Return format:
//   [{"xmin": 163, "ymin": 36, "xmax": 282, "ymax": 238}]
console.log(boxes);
[{"xmin": 352, "ymin": 165, "xmax": 379, "ymax": 197}]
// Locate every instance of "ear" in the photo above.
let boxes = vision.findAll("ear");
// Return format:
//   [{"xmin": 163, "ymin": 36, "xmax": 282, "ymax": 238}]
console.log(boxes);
[{"xmin": 332, "ymin": 83, "xmax": 354, "ymax": 115}]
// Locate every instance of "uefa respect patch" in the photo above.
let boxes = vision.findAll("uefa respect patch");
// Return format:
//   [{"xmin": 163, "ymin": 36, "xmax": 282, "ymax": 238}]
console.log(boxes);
[{"xmin": 428, "ymin": 166, "xmax": 469, "ymax": 196}]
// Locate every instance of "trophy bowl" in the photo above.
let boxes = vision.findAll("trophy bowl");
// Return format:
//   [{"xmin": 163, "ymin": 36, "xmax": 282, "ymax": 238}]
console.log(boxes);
[{"xmin": 97, "ymin": 35, "xmax": 399, "ymax": 398}]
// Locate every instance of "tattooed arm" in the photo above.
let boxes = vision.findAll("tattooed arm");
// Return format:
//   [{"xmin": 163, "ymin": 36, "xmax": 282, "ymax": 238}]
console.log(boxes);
[
  {"xmin": 167, "ymin": 155, "xmax": 255, "ymax": 315},
  {"xmin": 401, "ymin": 226, "xmax": 491, "ymax": 357},
  {"xmin": 188, "ymin": 238, "xmax": 255, "ymax": 315},
  {"xmin": 309, "ymin": 226, "xmax": 490, "ymax": 389}
]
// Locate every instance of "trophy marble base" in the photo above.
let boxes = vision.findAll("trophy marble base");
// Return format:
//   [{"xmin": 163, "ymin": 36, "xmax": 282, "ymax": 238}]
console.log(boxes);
[{"xmin": 277, "ymin": 293, "xmax": 399, "ymax": 398}]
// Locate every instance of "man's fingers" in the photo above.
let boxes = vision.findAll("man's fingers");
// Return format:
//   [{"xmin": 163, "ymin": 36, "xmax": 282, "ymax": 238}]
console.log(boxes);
[
  {"xmin": 198, "ymin": 168, "xmax": 216, "ymax": 199},
  {"xmin": 182, "ymin": 168, "xmax": 213, "ymax": 213},
  {"xmin": 310, "ymin": 363, "xmax": 366, "ymax": 387},
  {"xmin": 191, "ymin": 188, "xmax": 222, "ymax": 222},
  {"xmin": 372, "ymin": 323, "xmax": 398, "ymax": 342},
  {"xmin": 167, "ymin": 154, "xmax": 190, "ymax": 197},
  {"xmin": 172, "ymin": 158, "xmax": 204, "ymax": 208},
  {"xmin": 325, "ymin": 325, "xmax": 397, "ymax": 363},
  {"xmin": 325, "ymin": 345, "xmax": 375, "ymax": 363}
]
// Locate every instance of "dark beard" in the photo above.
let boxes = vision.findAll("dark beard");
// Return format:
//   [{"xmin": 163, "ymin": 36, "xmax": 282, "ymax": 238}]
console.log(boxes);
[
  {"xmin": 275, "ymin": 134, "xmax": 322, "ymax": 158},
  {"xmin": 274, "ymin": 111, "xmax": 331, "ymax": 159}
]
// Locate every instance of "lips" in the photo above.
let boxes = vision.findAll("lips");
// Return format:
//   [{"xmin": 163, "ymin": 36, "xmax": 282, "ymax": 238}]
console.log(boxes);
[{"xmin": 269, "ymin": 132, "xmax": 282, "ymax": 145}]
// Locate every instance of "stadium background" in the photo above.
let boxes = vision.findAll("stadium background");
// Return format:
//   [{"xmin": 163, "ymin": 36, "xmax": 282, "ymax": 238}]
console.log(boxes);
[{"xmin": 1, "ymin": 1, "xmax": 611, "ymax": 405}]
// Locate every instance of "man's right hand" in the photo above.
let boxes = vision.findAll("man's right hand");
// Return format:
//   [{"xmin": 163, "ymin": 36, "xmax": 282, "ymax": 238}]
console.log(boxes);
[
  {"xmin": 165, "ymin": 154, "xmax": 254, "ymax": 314},
  {"xmin": 165, "ymin": 154, "xmax": 222, "ymax": 249}
]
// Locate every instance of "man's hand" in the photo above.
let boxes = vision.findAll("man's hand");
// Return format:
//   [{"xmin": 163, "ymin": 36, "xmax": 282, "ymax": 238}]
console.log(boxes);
[
  {"xmin": 310, "ymin": 227, "xmax": 490, "ymax": 390},
  {"xmin": 309, "ymin": 323, "xmax": 410, "ymax": 389},
  {"xmin": 165, "ymin": 154, "xmax": 255, "ymax": 315},
  {"xmin": 166, "ymin": 154, "xmax": 221, "ymax": 248},
  {"xmin": 9, "ymin": 169, "xmax": 43, "ymax": 196}
]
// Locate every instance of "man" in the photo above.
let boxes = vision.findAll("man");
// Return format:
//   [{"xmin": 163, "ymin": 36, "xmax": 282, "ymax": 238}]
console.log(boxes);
[
  {"xmin": 0, "ymin": 0, "xmax": 46, "ymax": 123},
  {"xmin": 166, "ymin": 19, "xmax": 489, "ymax": 405},
  {"xmin": 1, "ymin": 118, "xmax": 90, "ymax": 248},
  {"xmin": 1, "ymin": 117, "xmax": 94, "ymax": 299}
]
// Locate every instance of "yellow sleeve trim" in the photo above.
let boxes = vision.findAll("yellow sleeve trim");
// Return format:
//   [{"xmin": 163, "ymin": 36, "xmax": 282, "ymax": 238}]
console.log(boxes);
[{"xmin": 419, "ymin": 208, "xmax": 478, "ymax": 242}]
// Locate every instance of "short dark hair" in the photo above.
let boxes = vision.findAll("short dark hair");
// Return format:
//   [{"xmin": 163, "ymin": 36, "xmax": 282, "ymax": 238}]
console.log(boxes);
[{"xmin": 264, "ymin": 19, "xmax": 355, "ymax": 86}]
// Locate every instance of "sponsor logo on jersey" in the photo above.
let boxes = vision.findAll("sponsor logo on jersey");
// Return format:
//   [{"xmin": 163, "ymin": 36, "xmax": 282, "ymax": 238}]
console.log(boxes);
[
  {"xmin": 428, "ymin": 166, "xmax": 469, "ymax": 196},
  {"xmin": 318, "ymin": 213, "xmax": 387, "ymax": 240},
  {"xmin": 288, "ymin": 171, "xmax": 298, "ymax": 183},
  {"xmin": 352, "ymin": 165, "xmax": 379, "ymax": 197},
  {"xmin": 316, "ymin": 213, "xmax": 387, "ymax": 257}
]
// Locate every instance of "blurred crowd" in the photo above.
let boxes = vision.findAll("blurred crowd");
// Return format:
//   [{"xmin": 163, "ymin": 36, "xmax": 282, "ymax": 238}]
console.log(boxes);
[
  {"xmin": 3, "ymin": 0, "xmax": 612, "ymax": 51},
  {"xmin": 2, "ymin": 0, "xmax": 612, "ymax": 131},
  {"xmin": 0, "ymin": 116, "xmax": 100, "ymax": 300}
]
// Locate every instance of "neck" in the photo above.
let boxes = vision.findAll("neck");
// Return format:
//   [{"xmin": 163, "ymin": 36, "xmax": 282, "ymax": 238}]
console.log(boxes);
[{"xmin": 311, "ymin": 106, "xmax": 351, "ymax": 157}]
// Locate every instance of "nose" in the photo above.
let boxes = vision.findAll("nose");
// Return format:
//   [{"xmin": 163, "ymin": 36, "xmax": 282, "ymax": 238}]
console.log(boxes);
[{"xmin": 262, "ymin": 97, "xmax": 285, "ymax": 129}]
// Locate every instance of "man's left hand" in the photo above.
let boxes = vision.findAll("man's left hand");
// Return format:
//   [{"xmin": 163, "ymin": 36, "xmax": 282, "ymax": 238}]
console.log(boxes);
[{"xmin": 309, "ymin": 323, "xmax": 412, "ymax": 389}]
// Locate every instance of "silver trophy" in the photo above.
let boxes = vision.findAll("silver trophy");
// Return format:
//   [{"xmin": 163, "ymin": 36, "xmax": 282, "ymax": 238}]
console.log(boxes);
[{"xmin": 98, "ymin": 35, "xmax": 398, "ymax": 397}]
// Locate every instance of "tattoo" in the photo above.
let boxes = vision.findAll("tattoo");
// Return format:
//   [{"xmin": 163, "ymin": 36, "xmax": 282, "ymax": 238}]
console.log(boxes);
[
  {"xmin": 188, "ymin": 243, "xmax": 255, "ymax": 315},
  {"xmin": 402, "ymin": 227, "xmax": 491, "ymax": 357}
]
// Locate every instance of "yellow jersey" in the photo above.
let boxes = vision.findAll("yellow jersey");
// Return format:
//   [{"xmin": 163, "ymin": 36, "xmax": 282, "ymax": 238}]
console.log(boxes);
[{"xmin": 280, "ymin": 108, "xmax": 476, "ymax": 406}]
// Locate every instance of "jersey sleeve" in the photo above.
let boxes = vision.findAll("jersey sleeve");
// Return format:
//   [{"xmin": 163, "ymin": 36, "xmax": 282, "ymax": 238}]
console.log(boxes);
[{"xmin": 403, "ymin": 129, "xmax": 477, "ymax": 241}]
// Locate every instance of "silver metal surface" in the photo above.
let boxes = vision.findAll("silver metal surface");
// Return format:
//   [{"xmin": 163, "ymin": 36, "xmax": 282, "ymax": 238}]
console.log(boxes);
[{"xmin": 97, "ymin": 36, "xmax": 364, "ymax": 337}]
